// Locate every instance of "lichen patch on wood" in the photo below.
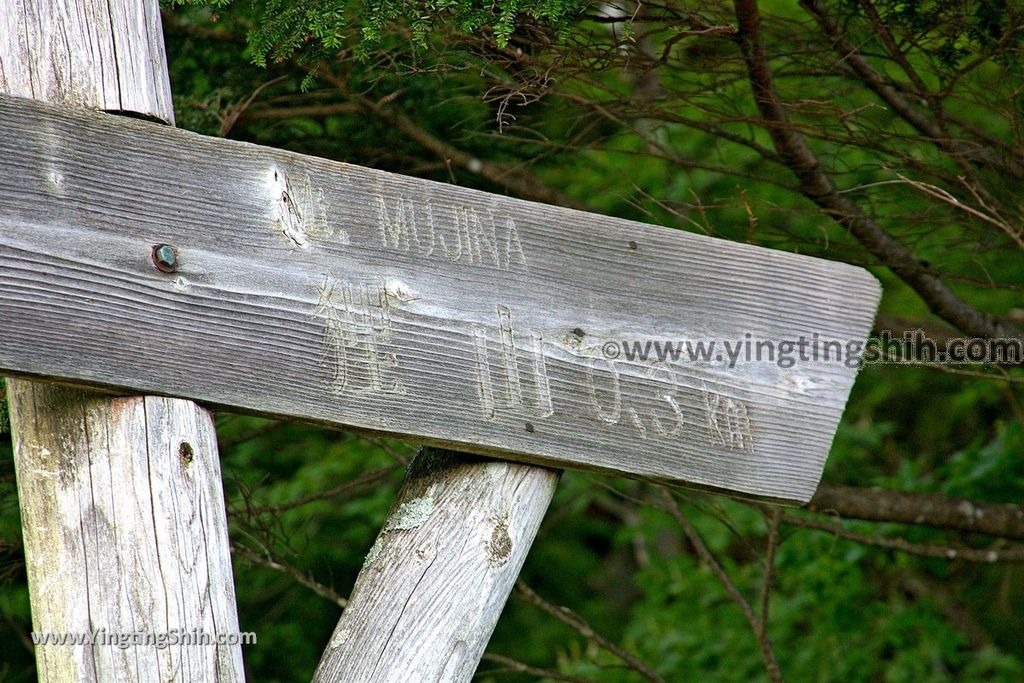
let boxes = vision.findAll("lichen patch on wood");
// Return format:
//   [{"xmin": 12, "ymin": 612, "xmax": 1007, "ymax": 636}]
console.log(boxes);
[
  {"xmin": 313, "ymin": 450, "xmax": 560, "ymax": 682},
  {"xmin": 387, "ymin": 496, "xmax": 435, "ymax": 531}
]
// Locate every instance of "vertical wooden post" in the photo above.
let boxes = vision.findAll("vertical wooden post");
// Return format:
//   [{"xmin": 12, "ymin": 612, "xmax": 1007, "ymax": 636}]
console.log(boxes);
[
  {"xmin": 1, "ymin": 1, "xmax": 245, "ymax": 681},
  {"xmin": 313, "ymin": 449, "xmax": 560, "ymax": 682}
]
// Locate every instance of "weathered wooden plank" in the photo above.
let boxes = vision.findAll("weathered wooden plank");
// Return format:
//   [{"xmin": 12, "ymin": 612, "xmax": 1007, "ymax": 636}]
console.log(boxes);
[
  {"xmin": 0, "ymin": 92, "xmax": 881, "ymax": 503},
  {"xmin": 2, "ymin": 3, "xmax": 244, "ymax": 681},
  {"xmin": 313, "ymin": 448, "xmax": 561, "ymax": 682}
]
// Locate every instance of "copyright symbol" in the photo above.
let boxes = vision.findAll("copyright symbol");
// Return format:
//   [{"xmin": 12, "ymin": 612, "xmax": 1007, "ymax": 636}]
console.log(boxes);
[{"xmin": 602, "ymin": 341, "xmax": 620, "ymax": 360}]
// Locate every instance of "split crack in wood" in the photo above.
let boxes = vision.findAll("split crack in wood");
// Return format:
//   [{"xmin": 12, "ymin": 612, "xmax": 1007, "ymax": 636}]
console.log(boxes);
[{"xmin": 269, "ymin": 169, "xmax": 309, "ymax": 248}]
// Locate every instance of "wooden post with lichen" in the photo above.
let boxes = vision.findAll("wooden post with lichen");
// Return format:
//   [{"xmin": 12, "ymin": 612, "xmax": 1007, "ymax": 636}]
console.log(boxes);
[
  {"xmin": 0, "ymin": 3, "xmax": 883, "ymax": 682},
  {"xmin": 312, "ymin": 448, "xmax": 560, "ymax": 682},
  {"xmin": 0, "ymin": 1, "xmax": 245, "ymax": 680}
]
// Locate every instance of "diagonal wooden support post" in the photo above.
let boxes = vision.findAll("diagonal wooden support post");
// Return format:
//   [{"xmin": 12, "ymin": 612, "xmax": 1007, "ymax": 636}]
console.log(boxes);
[
  {"xmin": 1, "ymin": 1, "xmax": 244, "ymax": 680},
  {"xmin": 313, "ymin": 449, "xmax": 560, "ymax": 681},
  {"xmin": 0, "ymin": 10, "xmax": 881, "ymax": 681}
]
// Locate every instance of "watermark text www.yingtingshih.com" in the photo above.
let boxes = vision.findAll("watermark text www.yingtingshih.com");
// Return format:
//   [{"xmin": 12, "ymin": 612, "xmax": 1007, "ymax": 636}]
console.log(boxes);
[
  {"xmin": 31, "ymin": 628, "xmax": 257, "ymax": 650},
  {"xmin": 600, "ymin": 330, "xmax": 1022, "ymax": 369}
]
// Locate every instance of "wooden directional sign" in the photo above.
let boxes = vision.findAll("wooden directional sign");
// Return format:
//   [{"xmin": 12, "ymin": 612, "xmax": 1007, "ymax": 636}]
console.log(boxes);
[{"xmin": 0, "ymin": 93, "xmax": 880, "ymax": 503}]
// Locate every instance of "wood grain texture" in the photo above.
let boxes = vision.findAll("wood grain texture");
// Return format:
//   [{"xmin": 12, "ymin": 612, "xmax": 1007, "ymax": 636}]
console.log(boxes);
[
  {"xmin": 312, "ymin": 448, "xmax": 560, "ymax": 683},
  {"xmin": 0, "ymin": 93, "xmax": 882, "ymax": 503},
  {"xmin": 2, "ymin": 4, "xmax": 243, "ymax": 681},
  {"xmin": 8, "ymin": 384, "xmax": 245, "ymax": 681},
  {"xmin": 0, "ymin": 0, "xmax": 174, "ymax": 121}
]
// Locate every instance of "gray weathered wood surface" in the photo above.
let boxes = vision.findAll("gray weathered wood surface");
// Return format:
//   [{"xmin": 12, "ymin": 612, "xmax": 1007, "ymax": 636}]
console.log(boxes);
[
  {"xmin": 0, "ymin": 0, "xmax": 175, "ymax": 121},
  {"xmin": 0, "ymin": 92, "xmax": 881, "ymax": 503},
  {"xmin": 9, "ymin": 385, "xmax": 245, "ymax": 681},
  {"xmin": 1, "ymin": 2, "xmax": 244, "ymax": 680},
  {"xmin": 313, "ymin": 448, "xmax": 560, "ymax": 682}
]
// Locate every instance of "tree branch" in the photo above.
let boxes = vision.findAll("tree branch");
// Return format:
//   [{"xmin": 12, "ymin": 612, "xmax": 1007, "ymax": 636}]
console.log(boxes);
[
  {"xmin": 758, "ymin": 508, "xmax": 781, "ymax": 637},
  {"xmin": 810, "ymin": 484, "xmax": 1024, "ymax": 540},
  {"xmin": 240, "ymin": 102, "xmax": 361, "ymax": 120},
  {"xmin": 732, "ymin": 0, "xmax": 1018, "ymax": 340},
  {"xmin": 783, "ymin": 513, "xmax": 1024, "ymax": 562},
  {"xmin": 481, "ymin": 653, "xmax": 602, "ymax": 683},
  {"xmin": 233, "ymin": 543, "xmax": 348, "ymax": 608},
  {"xmin": 660, "ymin": 488, "xmax": 783, "ymax": 683},
  {"xmin": 515, "ymin": 580, "xmax": 667, "ymax": 683},
  {"xmin": 800, "ymin": 0, "xmax": 1024, "ymax": 180},
  {"xmin": 316, "ymin": 66, "xmax": 590, "ymax": 211}
]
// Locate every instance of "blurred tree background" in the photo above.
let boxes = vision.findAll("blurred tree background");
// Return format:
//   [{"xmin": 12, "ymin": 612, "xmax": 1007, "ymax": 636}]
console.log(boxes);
[{"xmin": 2, "ymin": 0, "xmax": 1024, "ymax": 680}]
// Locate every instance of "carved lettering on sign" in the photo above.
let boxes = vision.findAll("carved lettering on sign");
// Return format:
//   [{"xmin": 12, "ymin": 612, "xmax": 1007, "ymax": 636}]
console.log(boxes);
[
  {"xmin": 587, "ymin": 359, "xmax": 684, "ymax": 440},
  {"xmin": 641, "ymin": 363, "xmax": 685, "ymax": 438},
  {"xmin": 376, "ymin": 195, "xmax": 528, "ymax": 272},
  {"xmin": 313, "ymin": 276, "xmax": 405, "ymax": 396},
  {"xmin": 473, "ymin": 305, "xmax": 552, "ymax": 419},
  {"xmin": 586, "ymin": 358, "xmax": 623, "ymax": 426},
  {"xmin": 702, "ymin": 385, "xmax": 754, "ymax": 451}
]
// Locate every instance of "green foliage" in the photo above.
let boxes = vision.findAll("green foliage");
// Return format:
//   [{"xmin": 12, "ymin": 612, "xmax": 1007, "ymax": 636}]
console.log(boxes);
[
  {"xmin": 866, "ymin": 0, "xmax": 1024, "ymax": 72},
  {"xmin": 2, "ymin": 1, "xmax": 1023, "ymax": 681},
  {"xmin": 165, "ymin": 0, "xmax": 589, "ymax": 68},
  {"xmin": 215, "ymin": 417, "xmax": 407, "ymax": 680}
]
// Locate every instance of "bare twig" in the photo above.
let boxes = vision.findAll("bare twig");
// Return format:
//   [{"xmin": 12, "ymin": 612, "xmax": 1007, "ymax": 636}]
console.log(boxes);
[
  {"xmin": 928, "ymin": 365, "xmax": 1024, "ymax": 384},
  {"xmin": 799, "ymin": 0, "xmax": 1024, "ymax": 178},
  {"xmin": 218, "ymin": 420, "xmax": 283, "ymax": 450},
  {"xmin": 219, "ymin": 76, "xmax": 289, "ymax": 136},
  {"xmin": 759, "ymin": 508, "xmax": 782, "ymax": 635},
  {"xmin": 481, "ymin": 653, "xmax": 602, "ymax": 683},
  {"xmin": 659, "ymin": 488, "xmax": 783, "ymax": 683},
  {"xmin": 362, "ymin": 437, "xmax": 416, "ymax": 465},
  {"xmin": 233, "ymin": 543, "xmax": 348, "ymax": 608},
  {"xmin": 315, "ymin": 66, "xmax": 591, "ymax": 211},
  {"xmin": 240, "ymin": 102, "xmax": 361, "ymax": 120},
  {"xmin": 246, "ymin": 464, "xmax": 400, "ymax": 515},
  {"xmin": 515, "ymin": 581, "xmax": 666, "ymax": 683},
  {"xmin": 891, "ymin": 173, "xmax": 1024, "ymax": 250},
  {"xmin": 782, "ymin": 514, "xmax": 1024, "ymax": 563}
]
